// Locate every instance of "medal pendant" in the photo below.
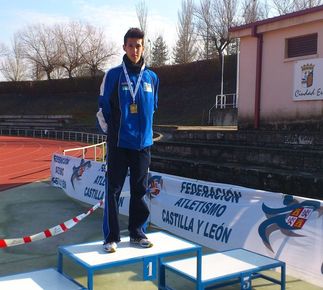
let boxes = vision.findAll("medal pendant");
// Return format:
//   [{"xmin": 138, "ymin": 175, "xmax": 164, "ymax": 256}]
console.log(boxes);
[{"xmin": 130, "ymin": 103, "xmax": 138, "ymax": 114}]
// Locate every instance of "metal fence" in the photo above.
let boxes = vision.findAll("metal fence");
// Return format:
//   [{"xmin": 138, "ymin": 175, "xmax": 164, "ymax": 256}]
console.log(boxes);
[
  {"xmin": 63, "ymin": 141, "xmax": 106, "ymax": 162},
  {"xmin": 0, "ymin": 128, "xmax": 106, "ymax": 144},
  {"xmin": 208, "ymin": 93, "xmax": 238, "ymax": 124}
]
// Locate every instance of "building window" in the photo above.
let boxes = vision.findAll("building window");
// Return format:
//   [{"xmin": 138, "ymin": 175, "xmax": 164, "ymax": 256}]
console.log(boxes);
[{"xmin": 286, "ymin": 33, "xmax": 318, "ymax": 58}]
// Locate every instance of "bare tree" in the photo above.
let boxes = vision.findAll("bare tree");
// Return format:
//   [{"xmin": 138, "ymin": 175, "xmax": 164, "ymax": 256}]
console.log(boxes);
[
  {"xmin": 272, "ymin": 0, "xmax": 322, "ymax": 15},
  {"xmin": 136, "ymin": 0, "xmax": 151, "ymax": 63},
  {"xmin": 194, "ymin": 0, "xmax": 218, "ymax": 60},
  {"xmin": 51, "ymin": 66, "xmax": 66, "ymax": 79},
  {"xmin": 6, "ymin": 22, "xmax": 118, "ymax": 80},
  {"xmin": 18, "ymin": 24, "xmax": 62, "ymax": 80},
  {"xmin": 294, "ymin": 0, "xmax": 322, "ymax": 10},
  {"xmin": 173, "ymin": 0, "xmax": 198, "ymax": 64},
  {"xmin": 54, "ymin": 21, "xmax": 88, "ymax": 78},
  {"xmin": 272, "ymin": 0, "xmax": 296, "ymax": 14},
  {"xmin": 241, "ymin": 0, "xmax": 269, "ymax": 24},
  {"xmin": 136, "ymin": 0, "xmax": 148, "ymax": 33},
  {"xmin": 80, "ymin": 24, "xmax": 117, "ymax": 77},
  {"xmin": 195, "ymin": 0, "xmax": 239, "ymax": 65},
  {"xmin": 0, "ymin": 36, "xmax": 27, "ymax": 81},
  {"xmin": 0, "ymin": 43, "xmax": 8, "ymax": 56}
]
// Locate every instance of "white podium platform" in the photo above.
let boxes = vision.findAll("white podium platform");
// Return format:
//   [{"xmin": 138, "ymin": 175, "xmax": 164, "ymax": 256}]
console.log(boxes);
[
  {"xmin": 0, "ymin": 268, "xmax": 84, "ymax": 290},
  {"xmin": 58, "ymin": 231, "xmax": 201, "ymax": 290},
  {"xmin": 159, "ymin": 248, "xmax": 285, "ymax": 290}
]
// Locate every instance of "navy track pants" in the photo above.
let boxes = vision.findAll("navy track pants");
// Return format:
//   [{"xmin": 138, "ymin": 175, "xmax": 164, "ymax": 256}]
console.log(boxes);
[{"xmin": 103, "ymin": 146, "xmax": 150, "ymax": 243}]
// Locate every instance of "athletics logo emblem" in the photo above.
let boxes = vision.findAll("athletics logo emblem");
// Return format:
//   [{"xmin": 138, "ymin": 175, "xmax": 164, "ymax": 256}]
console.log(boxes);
[
  {"xmin": 285, "ymin": 207, "xmax": 313, "ymax": 229},
  {"xmin": 147, "ymin": 175, "xmax": 163, "ymax": 199},
  {"xmin": 301, "ymin": 63, "xmax": 314, "ymax": 88},
  {"xmin": 258, "ymin": 195, "xmax": 321, "ymax": 252},
  {"xmin": 70, "ymin": 159, "xmax": 92, "ymax": 190}
]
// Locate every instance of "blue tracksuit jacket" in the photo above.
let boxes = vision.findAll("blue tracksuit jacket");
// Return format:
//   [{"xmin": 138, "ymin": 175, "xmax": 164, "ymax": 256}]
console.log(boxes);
[{"xmin": 98, "ymin": 62, "xmax": 159, "ymax": 150}]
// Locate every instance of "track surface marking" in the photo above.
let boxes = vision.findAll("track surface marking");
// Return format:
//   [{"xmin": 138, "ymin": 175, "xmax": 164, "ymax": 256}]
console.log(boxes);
[{"xmin": 0, "ymin": 136, "xmax": 99, "ymax": 191}]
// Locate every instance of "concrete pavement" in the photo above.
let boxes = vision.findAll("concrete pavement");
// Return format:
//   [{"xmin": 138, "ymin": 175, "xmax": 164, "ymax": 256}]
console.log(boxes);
[{"xmin": 0, "ymin": 181, "xmax": 322, "ymax": 289}]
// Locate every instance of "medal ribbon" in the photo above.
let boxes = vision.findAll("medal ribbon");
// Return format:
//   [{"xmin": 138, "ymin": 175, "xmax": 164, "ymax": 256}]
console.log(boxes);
[{"xmin": 122, "ymin": 61, "xmax": 145, "ymax": 104}]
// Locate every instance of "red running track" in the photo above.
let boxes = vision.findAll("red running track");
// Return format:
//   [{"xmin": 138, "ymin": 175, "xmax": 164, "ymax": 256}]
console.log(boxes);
[{"xmin": 0, "ymin": 136, "xmax": 93, "ymax": 191}]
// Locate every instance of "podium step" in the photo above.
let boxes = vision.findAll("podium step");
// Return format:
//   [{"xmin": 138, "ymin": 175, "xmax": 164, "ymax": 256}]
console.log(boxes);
[
  {"xmin": 160, "ymin": 248, "xmax": 285, "ymax": 290},
  {"xmin": 0, "ymin": 268, "xmax": 84, "ymax": 290},
  {"xmin": 58, "ymin": 231, "xmax": 201, "ymax": 290}
]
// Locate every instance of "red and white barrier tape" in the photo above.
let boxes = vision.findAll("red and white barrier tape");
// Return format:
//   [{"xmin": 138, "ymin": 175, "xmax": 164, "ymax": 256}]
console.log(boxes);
[{"xmin": 0, "ymin": 200, "xmax": 104, "ymax": 248}]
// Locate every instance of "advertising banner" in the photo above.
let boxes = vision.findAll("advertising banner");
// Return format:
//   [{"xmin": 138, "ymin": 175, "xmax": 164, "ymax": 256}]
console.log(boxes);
[
  {"xmin": 147, "ymin": 172, "xmax": 323, "ymax": 287},
  {"xmin": 50, "ymin": 154, "xmax": 131, "ymax": 213},
  {"xmin": 293, "ymin": 57, "xmax": 323, "ymax": 101},
  {"xmin": 51, "ymin": 154, "xmax": 323, "ymax": 287}
]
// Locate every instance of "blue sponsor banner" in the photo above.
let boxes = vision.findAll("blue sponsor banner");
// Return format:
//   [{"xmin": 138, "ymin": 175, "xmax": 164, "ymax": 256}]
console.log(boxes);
[{"xmin": 51, "ymin": 154, "xmax": 323, "ymax": 287}]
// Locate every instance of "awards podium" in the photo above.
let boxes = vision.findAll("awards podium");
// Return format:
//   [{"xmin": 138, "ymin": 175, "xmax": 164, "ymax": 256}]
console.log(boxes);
[{"xmin": 0, "ymin": 231, "xmax": 285, "ymax": 290}]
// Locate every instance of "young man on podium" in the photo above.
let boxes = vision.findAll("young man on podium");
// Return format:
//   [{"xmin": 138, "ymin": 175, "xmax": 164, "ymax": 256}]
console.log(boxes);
[{"xmin": 97, "ymin": 27, "xmax": 159, "ymax": 253}]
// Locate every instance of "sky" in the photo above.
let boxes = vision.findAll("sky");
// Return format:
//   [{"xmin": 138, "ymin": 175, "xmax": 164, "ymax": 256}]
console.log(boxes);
[{"xmin": 0, "ymin": 0, "xmax": 184, "ymax": 67}]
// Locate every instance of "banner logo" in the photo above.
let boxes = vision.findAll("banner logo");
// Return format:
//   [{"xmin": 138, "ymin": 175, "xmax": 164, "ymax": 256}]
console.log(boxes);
[
  {"xmin": 147, "ymin": 175, "xmax": 163, "ymax": 198},
  {"xmin": 70, "ymin": 159, "xmax": 92, "ymax": 189},
  {"xmin": 285, "ymin": 207, "xmax": 313, "ymax": 229},
  {"xmin": 293, "ymin": 58, "xmax": 323, "ymax": 100},
  {"xmin": 258, "ymin": 195, "xmax": 321, "ymax": 252}
]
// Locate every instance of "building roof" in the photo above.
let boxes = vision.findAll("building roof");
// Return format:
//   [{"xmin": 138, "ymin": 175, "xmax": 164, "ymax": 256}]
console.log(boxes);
[{"xmin": 230, "ymin": 4, "xmax": 323, "ymax": 37}]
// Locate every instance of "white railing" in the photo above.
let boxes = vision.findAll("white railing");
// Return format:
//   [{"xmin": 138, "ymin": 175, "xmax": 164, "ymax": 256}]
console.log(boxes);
[
  {"xmin": 0, "ymin": 128, "xmax": 106, "ymax": 144},
  {"xmin": 208, "ymin": 93, "xmax": 238, "ymax": 124},
  {"xmin": 215, "ymin": 93, "xmax": 238, "ymax": 109},
  {"xmin": 63, "ymin": 141, "xmax": 106, "ymax": 162}
]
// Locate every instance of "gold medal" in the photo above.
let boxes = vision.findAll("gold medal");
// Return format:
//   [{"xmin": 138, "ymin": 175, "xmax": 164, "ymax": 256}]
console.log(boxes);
[
  {"xmin": 123, "ymin": 62, "xmax": 145, "ymax": 115},
  {"xmin": 130, "ymin": 103, "xmax": 138, "ymax": 114}
]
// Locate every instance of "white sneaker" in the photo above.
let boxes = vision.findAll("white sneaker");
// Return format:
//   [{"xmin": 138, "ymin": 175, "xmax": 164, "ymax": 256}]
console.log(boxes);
[
  {"xmin": 130, "ymin": 237, "xmax": 153, "ymax": 248},
  {"xmin": 103, "ymin": 242, "xmax": 117, "ymax": 253}
]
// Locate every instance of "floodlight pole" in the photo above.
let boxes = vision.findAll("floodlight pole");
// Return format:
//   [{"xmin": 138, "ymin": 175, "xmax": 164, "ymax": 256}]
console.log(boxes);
[{"xmin": 221, "ymin": 52, "xmax": 224, "ymax": 96}]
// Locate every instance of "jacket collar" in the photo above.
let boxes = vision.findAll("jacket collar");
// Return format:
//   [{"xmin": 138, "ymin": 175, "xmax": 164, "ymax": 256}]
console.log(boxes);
[{"xmin": 123, "ymin": 54, "xmax": 145, "ymax": 73}]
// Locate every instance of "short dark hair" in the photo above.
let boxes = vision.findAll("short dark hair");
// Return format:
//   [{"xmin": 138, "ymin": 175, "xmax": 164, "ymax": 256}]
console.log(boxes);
[{"xmin": 124, "ymin": 28, "xmax": 145, "ymax": 45}]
